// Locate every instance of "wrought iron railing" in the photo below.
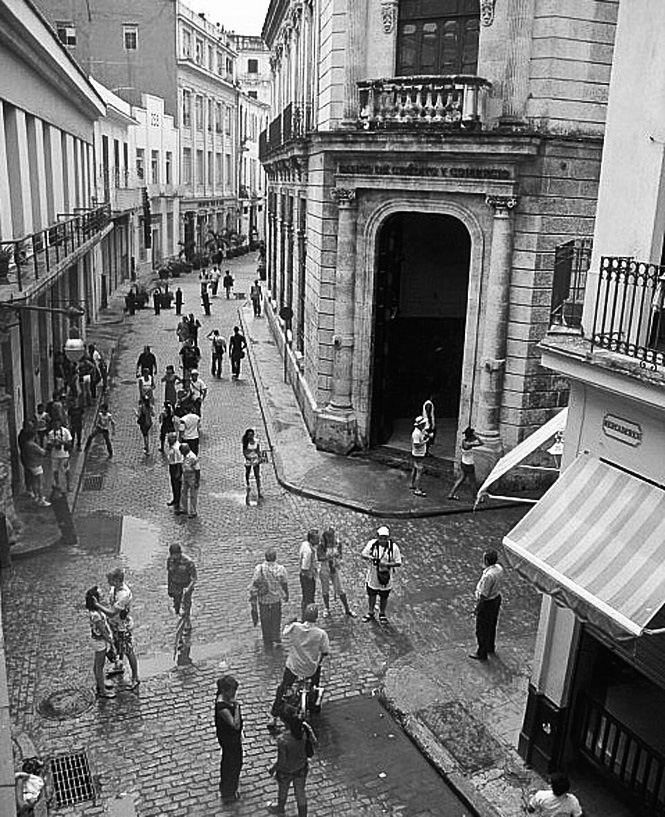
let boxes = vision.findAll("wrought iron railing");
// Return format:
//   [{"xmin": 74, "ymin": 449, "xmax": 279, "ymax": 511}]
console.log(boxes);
[
  {"xmin": 259, "ymin": 102, "xmax": 313, "ymax": 160},
  {"xmin": 577, "ymin": 692, "xmax": 665, "ymax": 815},
  {"xmin": 550, "ymin": 238, "xmax": 592, "ymax": 327},
  {"xmin": 590, "ymin": 256, "xmax": 665, "ymax": 368},
  {"xmin": 357, "ymin": 75, "xmax": 491, "ymax": 131},
  {"xmin": 0, "ymin": 204, "xmax": 111, "ymax": 292}
]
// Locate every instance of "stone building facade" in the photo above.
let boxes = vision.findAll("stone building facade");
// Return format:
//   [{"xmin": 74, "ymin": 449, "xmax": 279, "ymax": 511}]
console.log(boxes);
[{"xmin": 260, "ymin": 0, "xmax": 618, "ymax": 460}]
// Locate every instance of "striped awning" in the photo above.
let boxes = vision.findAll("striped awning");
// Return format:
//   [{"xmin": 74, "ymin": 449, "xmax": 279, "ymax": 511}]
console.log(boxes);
[{"xmin": 503, "ymin": 454, "xmax": 665, "ymax": 638}]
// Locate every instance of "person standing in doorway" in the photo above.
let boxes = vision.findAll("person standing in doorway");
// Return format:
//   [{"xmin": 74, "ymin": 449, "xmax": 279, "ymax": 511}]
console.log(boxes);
[
  {"xmin": 223, "ymin": 270, "xmax": 234, "ymax": 299},
  {"xmin": 469, "ymin": 549, "xmax": 504, "ymax": 662},
  {"xmin": 298, "ymin": 530, "xmax": 319, "ymax": 620},
  {"xmin": 166, "ymin": 431, "xmax": 183, "ymax": 508},
  {"xmin": 85, "ymin": 403, "xmax": 115, "ymax": 458},
  {"xmin": 177, "ymin": 442, "xmax": 200, "ymax": 518},
  {"xmin": 409, "ymin": 415, "xmax": 430, "ymax": 497},
  {"xmin": 214, "ymin": 675, "xmax": 244, "ymax": 804},
  {"xmin": 228, "ymin": 326, "xmax": 247, "ymax": 380},
  {"xmin": 175, "ymin": 286, "xmax": 183, "ymax": 316},
  {"xmin": 448, "ymin": 426, "xmax": 482, "ymax": 501},
  {"xmin": 207, "ymin": 329, "xmax": 227, "ymax": 378},
  {"xmin": 360, "ymin": 525, "xmax": 402, "ymax": 625},
  {"xmin": 166, "ymin": 543, "xmax": 197, "ymax": 616},
  {"xmin": 249, "ymin": 547, "xmax": 288, "ymax": 649}
]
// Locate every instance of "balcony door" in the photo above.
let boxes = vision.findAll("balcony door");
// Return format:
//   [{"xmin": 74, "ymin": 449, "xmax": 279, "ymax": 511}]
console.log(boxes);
[{"xmin": 396, "ymin": 0, "xmax": 480, "ymax": 76}]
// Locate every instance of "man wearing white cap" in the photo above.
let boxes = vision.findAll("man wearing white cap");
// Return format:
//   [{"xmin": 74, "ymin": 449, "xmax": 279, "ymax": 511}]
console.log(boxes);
[
  {"xmin": 360, "ymin": 525, "xmax": 402, "ymax": 624},
  {"xmin": 410, "ymin": 415, "xmax": 430, "ymax": 496}
]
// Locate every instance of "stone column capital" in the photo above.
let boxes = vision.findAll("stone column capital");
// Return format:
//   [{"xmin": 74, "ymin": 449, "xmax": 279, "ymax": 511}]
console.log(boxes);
[
  {"xmin": 486, "ymin": 194, "xmax": 518, "ymax": 212},
  {"xmin": 332, "ymin": 187, "xmax": 357, "ymax": 207}
]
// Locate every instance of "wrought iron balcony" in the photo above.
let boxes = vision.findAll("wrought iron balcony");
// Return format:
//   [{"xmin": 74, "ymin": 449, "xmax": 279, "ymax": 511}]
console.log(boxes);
[
  {"xmin": 591, "ymin": 256, "xmax": 665, "ymax": 368},
  {"xmin": 357, "ymin": 75, "xmax": 491, "ymax": 131},
  {"xmin": 259, "ymin": 102, "xmax": 313, "ymax": 161},
  {"xmin": 0, "ymin": 204, "xmax": 111, "ymax": 293},
  {"xmin": 550, "ymin": 238, "xmax": 592, "ymax": 328}
]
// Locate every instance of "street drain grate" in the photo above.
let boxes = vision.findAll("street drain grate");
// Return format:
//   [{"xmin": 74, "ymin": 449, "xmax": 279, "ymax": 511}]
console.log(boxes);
[
  {"xmin": 50, "ymin": 751, "xmax": 95, "ymax": 807},
  {"xmin": 82, "ymin": 474, "xmax": 104, "ymax": 491}
]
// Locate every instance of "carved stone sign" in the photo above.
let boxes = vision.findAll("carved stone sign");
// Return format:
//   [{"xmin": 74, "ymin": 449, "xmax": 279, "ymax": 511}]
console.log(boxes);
[
  {"xmin": 338, "ymin": 163, "xmax": 512, "ymax": 180},
  {"xmin": 380, "ymin": 1, "xmax": 398, "ymax": 34},
  {"xmin": 480, "ymin": 0, "xmax": 496, "ymax": 26},
  {"xmin": 602, "ymin": 413, "xmax": 643, "ymax": 446}
]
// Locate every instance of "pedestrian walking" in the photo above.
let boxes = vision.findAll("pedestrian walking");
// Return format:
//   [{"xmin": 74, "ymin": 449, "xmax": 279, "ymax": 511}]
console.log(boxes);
[
  {"xmin": 448, "ymin": 426, "xmax": 482, "ymax": 500},
  {"xmin": 212, "ymin": 266, "xmax": 221, "ymax": 296},
  {"xmin": 242, "ymin": 427, "xmax": 263, "ymax": 504},
  {"xmin": 85, "ymin": 585, "xmax": 116, "ymax": 698},
  {"xmin": 166, "ymin": 431, "xmax": 183, "ymax": 508},
  {"xmin": 188, "ymin": 369, "xmax": 207, "ymax": 415},
  {"xmin": 138, "ymin": 368, "xmax": 156, "ymax": 406},
  {"xmin": 178, "ymin": 410, "xmax": 201, "ymax": 455},
  {"xmin": 298, "ymin": 530, "xmax": 319, "ymax": 620},
  {"xmin": 136, "ymin": 397, "xmax": 153, "ymax": 455},
  {"xmin": 22, "ymin": 431, "xmax": 49, "ymax": 507},
  {"xmin": 268, "ymin": 712, "xmax": 316, "ymax": 817},
  {"xmin": 186, "ymin": 313, "xmax": 201, "ymax": 344},
  {"xmin": 527, "ymin": 773, "xmax": 583, "ymax": 816},
  {"xmin": 84, "ymin": 402, "xmax": 115, "ymax": 458},
  {"xmin": 469, "ymin": 549, "xmax": 503, "ymax": 662},
  {"xmin": 360, "ymin": 525, "xmax": 402, "ymax": 625},
  {"xmin": 175, "ymin": 286, "xmax": 183, "ymax": 316},
  {"xmin": 46, "ymin": 418, "xmax": 72, "ymax": 492},
  {"xmin": 161, "ymin": 364, "xmax": 181, "ymax": 407},
  {"xmin": 35, "ymin": 403, "xmax": 51, "ymax": 448},
  {"xmin": 125, "ymin": 287, "xmax": 136, "ymax": 315},
  {"xmin": 18, "ymin": 418, "xmax": 36, "ymax": 495},
  {"xmin": 249, "ymin": 547, "xmax": 288, "ymax": 648},
  {"xmin": 268, "ymin": 604, "xmax": 329, "ymax": 731},
  {"xmin": 152, "ymin": 288, "xmax": 161, "ymax": 315},
  {"xmin": 409, "ymin": 415, "xmax": 430, "ymax": 496},
  {"xmin": 158, "ymin": 402, "xmax": 177, "ymax": 453},
  {"xmin": 223, "ymin": 270, "xmax": 234, "ymax": 299},
  {"xmin": 179, "ymin": 337, "xmax": 201, "ymax": 388},
  {"xmin": 46, "ymin": 391, "xmax": 67, "ymax": 427},
  {"xmin": 77, "ymin": 354, "xmax": 95, "ymax": 406},
  {"xmin": 215, "ymin": 675, "xmax": 243, "ymax": 804},
  {"xmin": 250, "ymin": 280, "xmax": 262, "ymax": 317},
  {"xmin": 136, "ymin": 345, "xmax": 157, "ymax": 378},
  {"xmin": 201, "ymin": 287, "xmax": 211, "ymax": 317},
  {"xmin": 207, "ymin": 329, "xmax": 227, "ymax": 378},
  {"xmin": 166, "ymin": 543, "xmax": 197, "ymax": 615},
  {"xmin": 422, "ymin": 396, "xmax": 436, "ymax": 455},
  {"xmin": 317, "ymin": 527, "xmax": 356, "ymax": 618},
  {"xmin": 67, "ymin": 395, "xmax": 84, "ymax": 450},
  {"xmin": 96, "ymin": 567, "xmax": 140, "ymax": 690},
  {"xmin": 176, "ymin": 316, "xmax": 189, "ymax": 343},
  {"xmin": 228, "ymin": 326, "xmax": 247, "ymax": 380},
  {"xmin": 177, "ymin": 442, "xmax": 200, "ymax": 518}
]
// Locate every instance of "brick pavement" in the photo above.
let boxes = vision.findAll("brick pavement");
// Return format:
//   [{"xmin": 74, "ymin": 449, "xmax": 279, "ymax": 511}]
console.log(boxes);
[{"xmin": 1, "ymin": 256, "xmax": 546, "ymax": 817}]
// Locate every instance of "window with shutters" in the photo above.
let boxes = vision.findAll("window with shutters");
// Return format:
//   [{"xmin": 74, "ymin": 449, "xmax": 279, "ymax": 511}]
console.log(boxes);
[
  {"xmin": 396, "ymin": 0, "xmax": 479, "ymax": 76},
  {"xmin": 56, "ymin": 23, "xmax": 76, "ymax": 47}
]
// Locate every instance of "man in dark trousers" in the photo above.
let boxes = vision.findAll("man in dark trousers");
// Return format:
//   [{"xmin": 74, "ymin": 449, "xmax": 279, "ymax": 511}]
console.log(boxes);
[
  {"xmin": 469, "ymin": 549, "xmax": 504, "ymax": 662},
  {"xmin": 201, "ymin": 287, "xmax": 211, "ymax": 317},
  {"xmin": 136, "ymin": 345, "xmax": 157, "ymax": 378},
  {"xmin": 153, "ymin": 288, "xmax": 161, "ymax": 315},
  {"xmin": 223, "ymin": 270, "xmax": 234, "ymax": 299},
  {"xmin": 175, "ymin": 287, "xmax": 183, "ymax": 316},
  {"xmin": 228, "ymin": 326, "xmax": 247, "ymax": 380},
  {"xmin": 125, "ymin": 288, "xmax": 136, "ymax": 315}
]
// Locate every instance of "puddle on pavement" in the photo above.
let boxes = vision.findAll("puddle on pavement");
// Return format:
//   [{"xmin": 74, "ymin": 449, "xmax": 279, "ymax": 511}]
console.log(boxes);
[
  {"xmin": 209, "ymin": 490, "xmax": 253, "ymax": 507},
  {"xmin": 120, "ymin": 516, "xmax": 161, "ymax": 571},
  {"xmin": 139, "ymin": 639, "xmax": 243, "ymax": 679}
]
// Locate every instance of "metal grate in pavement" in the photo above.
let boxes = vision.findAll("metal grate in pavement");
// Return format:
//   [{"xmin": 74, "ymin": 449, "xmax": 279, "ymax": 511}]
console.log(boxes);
[
  {"xmin": 82, "ymin": 474, "xmax": 104, "ymax": 491},
  {"xmin": 50, "ymin": 751, "xmax": 94, "ymax": 807}
]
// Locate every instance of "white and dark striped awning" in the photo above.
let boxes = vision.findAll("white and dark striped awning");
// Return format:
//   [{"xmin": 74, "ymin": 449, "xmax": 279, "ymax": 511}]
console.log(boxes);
[{"xmin": 503, "ymin": 454, "xmax": 665, "ymax": 639}]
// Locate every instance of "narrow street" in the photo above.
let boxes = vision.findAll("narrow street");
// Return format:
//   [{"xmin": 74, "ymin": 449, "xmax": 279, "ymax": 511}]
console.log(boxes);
[{"xmin": 1, "ymin": 255, "xmax": 536, "ymax": 816}]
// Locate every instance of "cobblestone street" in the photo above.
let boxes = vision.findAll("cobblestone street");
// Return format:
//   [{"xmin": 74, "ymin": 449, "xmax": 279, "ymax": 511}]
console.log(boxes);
[{"xmin": 1, "ymin": 256, "xmax": 538, "ymax": 816}]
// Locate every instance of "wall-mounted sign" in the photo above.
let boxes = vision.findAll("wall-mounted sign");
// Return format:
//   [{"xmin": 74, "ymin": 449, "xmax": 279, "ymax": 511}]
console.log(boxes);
[
  {"xmin": 337, "ymin": 163, "xmax": 512, "ymax": 180},
  {"xmin": 602, "ymin": 414, "xmax": 643, "ymax": 446}
]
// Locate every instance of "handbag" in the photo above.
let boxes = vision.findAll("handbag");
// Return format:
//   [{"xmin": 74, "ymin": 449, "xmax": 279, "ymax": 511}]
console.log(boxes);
[{"xmin": 258, "ymin": 450, "xmax": 269, "ymax": 465}]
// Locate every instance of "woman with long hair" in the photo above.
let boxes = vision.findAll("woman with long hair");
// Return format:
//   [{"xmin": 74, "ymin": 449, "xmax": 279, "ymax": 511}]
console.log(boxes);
[
  {"xmin": 268, "ymin": 713, "xmax": 316, "ymax": 816},
  {"xmin": 136, "ymin": 397, "xmax": 154, "ymax": 455},
  {"xmin": 242, "ymin": 427, "xmax": 263, "ymax": 505},
  {"xmin": 317, "ymin": 527, "xmax": 356, "ymax": 618},
  {"xmin": 85, "ymin": 586, "xmax": 116, "ymax": 698}
]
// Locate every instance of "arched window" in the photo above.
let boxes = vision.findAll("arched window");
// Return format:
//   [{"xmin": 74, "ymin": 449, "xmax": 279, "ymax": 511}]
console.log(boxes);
[{"xmin": 396, "ymin": 0, "xmax": 480, "ymax": 76}]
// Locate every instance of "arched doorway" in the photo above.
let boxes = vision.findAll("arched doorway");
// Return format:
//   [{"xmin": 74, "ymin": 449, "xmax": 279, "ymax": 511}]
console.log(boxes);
[{"xmin": 370, "ymin": 212, "xmax": 471, "ymax": 456}]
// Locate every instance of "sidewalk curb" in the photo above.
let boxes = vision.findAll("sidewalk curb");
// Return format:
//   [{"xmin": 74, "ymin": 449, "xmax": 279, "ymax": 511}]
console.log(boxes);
[{"xmin": 241, "ymin": 309, "xmax": 520, "ymax": 520}]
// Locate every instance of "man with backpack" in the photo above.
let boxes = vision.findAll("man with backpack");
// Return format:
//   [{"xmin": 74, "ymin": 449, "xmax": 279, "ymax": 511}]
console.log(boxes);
[
  {"xmin": 360, "ymin": 525, "xmax": 403, "ymax": 625},
  {"xmin": 207, "ymin": 329, "xmax": 227, "ymax": 378}
]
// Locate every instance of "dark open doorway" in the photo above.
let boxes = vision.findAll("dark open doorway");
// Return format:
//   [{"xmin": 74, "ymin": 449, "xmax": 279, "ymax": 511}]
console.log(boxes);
[{"xmin": 370, "ymin": 212, "xmax": 470, "ymax": 455}]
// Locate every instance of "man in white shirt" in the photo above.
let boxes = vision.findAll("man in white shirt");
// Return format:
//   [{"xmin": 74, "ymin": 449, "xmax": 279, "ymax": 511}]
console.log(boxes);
[
  {"xmin": 527, "ymin": 773, "xmax": 583, "ymax": 816},
  {"xmin": 46, "ymin": 418, "xmax": 73, "ymax": 492},
  {"xmin": 177, "ymin": 443, "xmax": 201, "ymax": 518},
  {"xmin": 298, "ymin": 529, "xmax": 319, "ymax": 620},
  {"xmin": 178, "ymin": 411, "xmax": 201, "ymax": 455},
  {"xmin": 268, "ymin": 604, "xmax": 329, "ymax": 730},
  {"xmin": 96, "ymin": 567, "xmax": 140, "ymax": 690},
  {"xmin": 469, "ymin": 549, "xmax": 504, "ymax": 661},
  {"xmin": 409, "ymin": 415, "xmax": 429, "ymax": 497},
  {"xmin": 166, "ymin": 432, "xmax": 183, "ymax": 508},
  {"xmin": 188, "ymin": 369, "xmax": 207, "ymax": 415},
  {"xmin": 360, "ymin": 525, "xmax": 402, "ymax": 625}
]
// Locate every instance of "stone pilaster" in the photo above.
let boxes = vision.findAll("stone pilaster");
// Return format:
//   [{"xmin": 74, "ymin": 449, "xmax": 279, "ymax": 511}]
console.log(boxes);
[
  {"xmin": 476, "ymin": 195, "xmax": 518, "ymax": 449},
  {"xmin": 315, "ymin": 188, "xmax": 358, "ymax": 453},
  {"xmin": 501, "ymin": 0, "xmax": 535, "ymax": 125},
  {"xmin": 342, "ymin": 0, "xmax": 367, "ymax": 124}
]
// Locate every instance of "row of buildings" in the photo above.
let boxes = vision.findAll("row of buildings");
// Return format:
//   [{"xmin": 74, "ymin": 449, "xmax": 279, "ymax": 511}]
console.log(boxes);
[
  {"xmin": 257, "ymin": 1, "xmax": 665, "ymax": 815},
  {"xmin": 0, "ymin": 0, "xmax": 270, "ymax": 527}
]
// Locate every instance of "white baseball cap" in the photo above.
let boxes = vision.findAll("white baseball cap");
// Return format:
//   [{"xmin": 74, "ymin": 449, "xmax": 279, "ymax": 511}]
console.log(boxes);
[{"xmin": 377, "ymin": 525, "xmax": 390, "ymax": 537}]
